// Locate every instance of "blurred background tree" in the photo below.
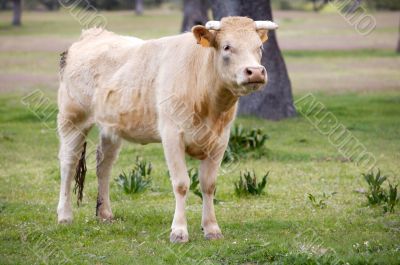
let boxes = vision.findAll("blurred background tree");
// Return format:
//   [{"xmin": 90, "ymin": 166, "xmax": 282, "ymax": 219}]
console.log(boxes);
[
  {"xmin": 135, "ymin": 0, "xmax": 143, "ymax": 15},
  {"xmin": 310, "ymin": 0, "xmax": 329, "ymax": 12},
  {"xmin": 397, "ymin": 17, "xmax": 400, "ymax": 53},
  {"xmin": 181, "ymin": 0, "xmax": 209, "ymax": 32},
  {"xmin": 12, "ymin": 0, "xmax": 22, "ymax": 25}
]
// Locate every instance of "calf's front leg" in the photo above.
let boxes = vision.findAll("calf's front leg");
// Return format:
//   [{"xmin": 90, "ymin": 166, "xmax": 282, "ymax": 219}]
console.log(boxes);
[
  {"xmin": 199, "ymin": 153, "xmax": 224, "ymax": 240},
  {"xmin": 162, "ymin": 128, "xmax": 190, "ymax": 243}
]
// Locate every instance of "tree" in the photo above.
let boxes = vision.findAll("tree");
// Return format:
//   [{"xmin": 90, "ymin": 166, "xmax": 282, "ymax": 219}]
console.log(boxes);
[
  {"xmin": 397, "ymin": 17, "xmax": 400, "ymax": 53},
  {"xmin": 311, "ymin": 0, "xmax": 329, "ymax": 12},
  {"xmin": 135, "ymin": 0, "xmax": 143, "ymax": 15},
  {"xmin": 12, "ymin": 0, "xmax": 22, "ymax": 26},
  {"xmin": 1, "ymin": 0, "xmax": 8, "ymax": 10},
  {"xmin": 311, "ymin": 0, "xmax": 362, "ymax": 13},
  {"xmin": 181, "ymin": 0, "xmax": 209, "ymax": 32},
  {"xmin": 39, "ymin": 0, "xmax": 59, "ymax": 10},
  {"xmin": 347, "ymin": 0, "xmax": 362, "ymax": 13},
  {"xmin": 211, "ymin": 0, "xmax": 296, "ymax": 120}
]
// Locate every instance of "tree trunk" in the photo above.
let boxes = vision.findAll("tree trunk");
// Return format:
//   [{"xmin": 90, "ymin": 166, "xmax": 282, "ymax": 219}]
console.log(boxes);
[
  {"xmin": 40, "ymin": 0, "xmax": 59, "ymax": 10},
  {"xmin": 135, "ymin": 0, "xmax": 143, "ymax": 15},
  {"xmin": 312, "ymin": 0, "xmax": 318, "ymax": 12},
  {"xmin": 1, "ymin": 0, "xmax": 8, "ymax": 10},
  {"xmin": 311, "ymin": 0, "xmax": 329, "ymax": 12},
  {"xmin": 12, "ymin": 0, "xmax": 22, "ymax": 26},
  {"xmin": 181, "ymin": 0, "xmax": 209, "ymax": 33},
  {"xmin": 211, "ymin": 0, "xmax": 296, "ymax": 120},
  {"xmin": 346, "ymin": 0, "xmax": 362, "ymax": 13},
  {"xmin": 397, "ymin": 16, "xmax": 400, "ymax": 53}
]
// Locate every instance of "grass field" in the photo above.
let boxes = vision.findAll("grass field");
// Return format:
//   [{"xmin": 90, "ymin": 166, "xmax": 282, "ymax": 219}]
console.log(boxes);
[{"xmin": 0, "ymin": 8, "xmax": 400, "ymax": 265}]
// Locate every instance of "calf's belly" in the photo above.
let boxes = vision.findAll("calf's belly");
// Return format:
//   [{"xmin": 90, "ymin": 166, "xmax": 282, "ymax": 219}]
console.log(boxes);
[
  {"xmin": 118, "ymin": 120, "xmax": 161, "ymax": 144},
  {"xmin": 95, "ymin": 83, "xmax": 161, "ymax": 144},
  {"xmin": 98, "ymin": 113, "xmax": 161, "ymax": 144},
  {"xmin": 96, "ymin": 101, "xmax": 161, "ymax": 144}
]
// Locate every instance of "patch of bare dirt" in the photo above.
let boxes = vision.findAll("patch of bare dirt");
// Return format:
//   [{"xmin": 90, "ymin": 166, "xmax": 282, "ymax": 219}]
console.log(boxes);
[
  {"xmin": 275, "ymin": 11, "xmax": 399, "ymax": 50},
  {"xmin": 287, "ymin": 57, "xmax": 400, "ymax": 93},
  {"xmin": 0, "ymin": 36, "xmax": 73, "ymax": 52},
  {"xmin": 0, "ymin": 73, "xmax": 58, "ymax": 93}
]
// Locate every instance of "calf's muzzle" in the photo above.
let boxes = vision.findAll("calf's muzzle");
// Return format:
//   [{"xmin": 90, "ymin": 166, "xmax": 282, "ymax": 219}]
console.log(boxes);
[{"xmin": 244, "ymin": 66, "xmax": 266, "ymax": 84}]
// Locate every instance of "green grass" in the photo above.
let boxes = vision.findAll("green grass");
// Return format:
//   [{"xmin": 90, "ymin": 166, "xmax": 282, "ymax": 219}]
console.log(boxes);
[{"xmin": 1, "ymin": 91, "xmax": 399, "ymax": 264}]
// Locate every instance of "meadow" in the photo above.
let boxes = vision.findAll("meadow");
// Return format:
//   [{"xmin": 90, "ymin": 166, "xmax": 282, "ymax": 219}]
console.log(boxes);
[{"xmin": 0, "ymin": 8, "xmax": 399, "ymax": 265}]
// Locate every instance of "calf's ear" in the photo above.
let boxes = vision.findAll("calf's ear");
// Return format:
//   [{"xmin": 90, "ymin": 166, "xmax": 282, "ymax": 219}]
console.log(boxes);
[
  {"xmin": 257, "ymin": 29, "xmax": 269, "ymax": 43},
  {"xmin": 192, "ymin": 25, "xmax": 215, "ymax": 48}
]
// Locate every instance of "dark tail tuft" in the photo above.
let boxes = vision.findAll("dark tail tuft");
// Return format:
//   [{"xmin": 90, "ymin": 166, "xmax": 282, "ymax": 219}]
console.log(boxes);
[
  {"xmin": 95, "ymin": 194, "xmax": 102, "ymax": 217},
  {"xmin": 73, "ymin": 141, "xmax": 87, "ymax": 206},
  {"xmin": 59, "ymin": 50, "xmax": 68, "ymax": 78}
]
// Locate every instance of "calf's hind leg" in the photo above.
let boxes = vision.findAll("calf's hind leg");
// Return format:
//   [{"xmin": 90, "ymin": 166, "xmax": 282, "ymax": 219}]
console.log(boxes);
[
  {"xmin": 57, "ymin": 116, "xmax": 89, "ymax": 224},
  {"xmin": 96, "ymin": 134, "xmax": 122, "ymax": 221}
]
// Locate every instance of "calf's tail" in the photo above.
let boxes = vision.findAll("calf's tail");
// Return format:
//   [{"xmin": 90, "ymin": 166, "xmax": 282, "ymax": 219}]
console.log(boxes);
[
  {"xmin": 59, "ymin": 50, "xmax": 68, "ymax": 79},
  {"xmin": 73, "ymin": 142, "xmax": 87, "ymax": 206}
]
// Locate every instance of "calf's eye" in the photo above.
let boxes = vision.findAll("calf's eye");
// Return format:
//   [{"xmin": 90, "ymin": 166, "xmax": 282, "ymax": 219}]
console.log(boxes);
[{"xmin": 223, "ymin": 45, "xmax": 231, "ymax": 52}]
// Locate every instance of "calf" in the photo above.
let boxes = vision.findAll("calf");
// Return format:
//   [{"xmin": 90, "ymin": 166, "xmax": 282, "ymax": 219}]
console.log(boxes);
[{"xmin": 57, "ymin": 16, "xmax": 278, "ymax": 243}]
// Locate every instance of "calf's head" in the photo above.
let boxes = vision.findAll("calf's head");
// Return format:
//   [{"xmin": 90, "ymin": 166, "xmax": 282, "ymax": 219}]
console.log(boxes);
[{"xmin": 192, "ymin": 17, "xmax": 278, "ymax": 96}]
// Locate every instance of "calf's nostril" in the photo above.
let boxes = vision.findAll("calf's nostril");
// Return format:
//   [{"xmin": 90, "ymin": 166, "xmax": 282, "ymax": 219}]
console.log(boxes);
[
  {"xmin": 261, "ymin": 68, "xmax": 265, "ymax": 75},
  {"xmin": 246, "ymin": 68, "xmax": 253, "ymax": 76}
]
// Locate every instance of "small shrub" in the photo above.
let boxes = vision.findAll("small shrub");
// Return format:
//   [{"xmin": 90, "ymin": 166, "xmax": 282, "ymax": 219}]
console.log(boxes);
[
  {"xmin": 363, "ymin": 169, "xmax": 399, "ymax": 213},
  {"xmin": 364, "ymin": 169, "xmax": 387, "ymax": 205},
  {"xmin": 384, "ymin": 183, "xmax": 398, "ymax": 213},
  {"xmin": 223, "ymin": 124, "xmax": 268, "ymax": 163},
  {"xmin": 234, "ymin": 170, "xmax": 269, "ymax": 197},
  {"xmin": 229, "ymin": 124, "xmax": 268, "ymax": 152},
  {"xmin": 307, "ymin": 193, "xmax": 326, "ymax": 209},
  {"xmin": 307, "ymin": 192, "xmax": 337, "ymax": 209},
  {"xmin": 115, "ymin": 157, "xmax": 152, "ymax": 194}
]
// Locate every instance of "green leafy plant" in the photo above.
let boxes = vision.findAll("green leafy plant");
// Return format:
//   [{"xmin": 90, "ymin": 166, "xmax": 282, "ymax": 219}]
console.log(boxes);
[
  {"xmin": 383, "ymin": 183, "xmax": 398, "ymax": 213},
  {"xmin": 115, "ymin": 157, "xmax": 152, "ymax": 194},
  {"xmin": 307, "ymin": 192, "xmax": 337, "ymax": 209},
  {"xmin": 307, "ymin": 193, "xmax": 326, "ymax": 209},
  {"xmin": 364, "ymin": 170, "xmax": 387, "ymax": 205},
  {"xmin": 223, "ymin": 124, "xmax": 268, "ymax": 163},
  {"xmin": 363, "ymin": 169, "xmax": 399, "ymax": 213},
  {"xmin": 234, "ymin": 170, "xmax": 269, "ymax": 197}
]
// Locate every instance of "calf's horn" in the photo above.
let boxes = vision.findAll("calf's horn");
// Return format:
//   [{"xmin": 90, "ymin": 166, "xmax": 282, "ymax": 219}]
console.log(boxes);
[
  {"xmin": 205, "ymin": 21, "xmax": 221, "ymax": 30},
  {"xmin": 255, "ymin": 21, "xmax": 279, "ymax": 30}
]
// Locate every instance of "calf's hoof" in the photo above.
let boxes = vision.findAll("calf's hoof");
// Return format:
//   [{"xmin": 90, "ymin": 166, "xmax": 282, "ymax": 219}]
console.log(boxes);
[
  {"xmin": 205, "ymin": 232, "xmax": 224, "ymax": 240},
  {"xmin": 57, "ymin": 211, "xmax": 73, "ymax": 224},
  {"xmin": 97, "ymin": 209, "xmax": 113, "ymax": 222},
  {"xmin": 57, "ymin": 206, "xmax": 73, "ymax": 224},
  {"xmin": 170, "ymin": 228, "xmax": 189, "ymax": 243},
  {"xmin": 203, "ymin": 224, "xmax": 223, "ymax": 240},
  {"xmin": 58, "ymin": 217, "xmax": 73, "ymax": 224}
]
